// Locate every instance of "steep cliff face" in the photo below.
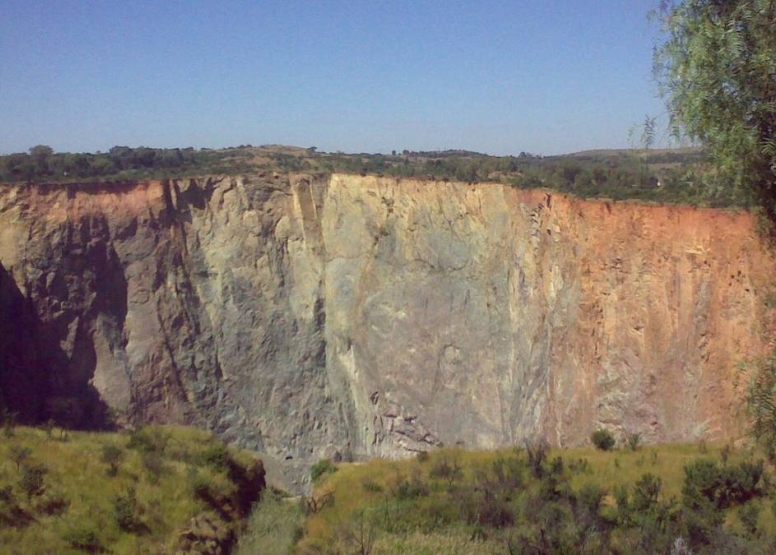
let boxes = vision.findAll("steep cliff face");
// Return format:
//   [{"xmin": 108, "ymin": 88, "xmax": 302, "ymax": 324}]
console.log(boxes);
[{"xmin": 0, "ymin": 175, "xmax": 773, "ymax": 483}]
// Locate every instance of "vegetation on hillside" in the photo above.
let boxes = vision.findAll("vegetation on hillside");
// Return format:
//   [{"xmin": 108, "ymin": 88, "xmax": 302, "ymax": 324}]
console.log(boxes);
[
  {"xmin": 0, "ymin": 424, "xmax": 264, "ymax": 555},
  {"xmin": 291, "ymin": 442, "xmax": 775, "ymax": 555},
  {"xmin": 1, "ymin": 143, "xmax": 735, "ymax": 209},
  {"xmin": 0, "ymin": 145, "xmax": 255, "ymax": 183}
]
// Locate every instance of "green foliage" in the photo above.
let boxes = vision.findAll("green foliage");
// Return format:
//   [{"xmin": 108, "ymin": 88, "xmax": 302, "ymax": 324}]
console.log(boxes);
[
  {"xmin": 682, "ymin": 458, "xmax": 765, "ymax": 511},
  {"xmin": 746, "ymin": 353, "xmax": 776, "ymax": 461},
  {"xmin": 538, "ymin": 456, "xmax": 572, "ymax": 502},
  {"xmin": 113, "ymin": 485, "xmax": 146, "ymax": 534},
  {"xmin": 310, "ymin": 458, "xmax": 338, "ymax": 483},
  {"xmin": 0, "ymin": 145, "xmax": 254, "ymax": 183},
  {"xmin": 577, "ymin": 482, "xmax": 606, "ymax": 516},
  {"xmin": 653, "ymin": 0, "xmax": 776, "ymax": 223},
  {"xmin": 631, "ymin": 473, "xmax": 662, "ymax": 513},
  {"xmin": 591, "ymin": 429, "xmax": 616, "ymax": 451},
  {"xmin": 0, "ymin": 143, "xmax": 717, "ymax": 210}
]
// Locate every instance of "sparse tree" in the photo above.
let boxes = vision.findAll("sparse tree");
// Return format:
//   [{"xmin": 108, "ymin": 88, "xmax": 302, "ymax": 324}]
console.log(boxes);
[
  {"xmin": 339, "ymin": 509, "xmax": 377, "ymax": 555},
  {"xmin": 101, "ymin": 444, "xmax": 124, "ymax": 477},
  {"xmin": 9, "ymin": 445, "xmax": 31, "ymax": 470}
]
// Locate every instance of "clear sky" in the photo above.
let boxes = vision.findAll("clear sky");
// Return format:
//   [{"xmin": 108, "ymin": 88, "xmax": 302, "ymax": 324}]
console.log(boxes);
[{"xmin": 0, "ymin": 0, "xmax": 666, "ymax": 156}]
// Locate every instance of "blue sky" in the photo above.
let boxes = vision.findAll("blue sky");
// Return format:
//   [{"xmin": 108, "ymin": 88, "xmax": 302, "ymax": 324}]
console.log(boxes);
[{"xmin": 0, "ymin": 1, "xmax": 666, "ymax": 156}]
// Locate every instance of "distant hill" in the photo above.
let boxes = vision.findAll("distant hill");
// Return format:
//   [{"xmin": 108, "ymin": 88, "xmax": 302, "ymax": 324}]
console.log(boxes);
[{"xmin": 0, "ymin": 143, "xmax": 737, "ymax": 208}]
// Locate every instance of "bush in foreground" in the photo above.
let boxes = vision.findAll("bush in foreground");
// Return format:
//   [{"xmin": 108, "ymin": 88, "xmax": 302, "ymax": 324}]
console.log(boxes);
[{"xmin": 591, "ymin": 429, "xmax": 616, "ymax": 451}]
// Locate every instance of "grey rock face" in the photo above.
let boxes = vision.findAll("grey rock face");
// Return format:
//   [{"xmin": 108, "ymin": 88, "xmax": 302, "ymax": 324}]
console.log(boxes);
[{"xmin": 0, "ymin": 175, "xmax": 773, "ymax": 490}]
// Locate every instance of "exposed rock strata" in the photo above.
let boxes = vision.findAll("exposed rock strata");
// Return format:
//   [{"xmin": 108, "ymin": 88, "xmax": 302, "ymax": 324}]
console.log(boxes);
[{"xmin": 0, "ymin": 175, "xmax": 773, "ymax": 486}]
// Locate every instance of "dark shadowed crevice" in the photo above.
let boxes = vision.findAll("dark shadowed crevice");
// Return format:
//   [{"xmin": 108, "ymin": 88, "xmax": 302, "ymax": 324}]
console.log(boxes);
[
  {"xmin": 0, "ymin": 260, "xmax": 114, "ymax": 428},
  {"xmin": 0, "ymin": 261, "xmax": 48, "ymax": 422}
]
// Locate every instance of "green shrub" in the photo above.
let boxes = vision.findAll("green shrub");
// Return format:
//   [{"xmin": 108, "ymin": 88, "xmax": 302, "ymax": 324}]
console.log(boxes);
[
  {"xmin": 113, "ymin": 486, "xmax": 145, "ymax": 533},
  {"xmin": 62, "ymin": 523, "xmax": 105, "ymax": 553},
  {"xmin": 8, "ymin": 444, "xmax": 31, "ymax": 470},
  {"xmin": 33, "ymin": 491, "xmax": 69, "ymax": 516},
  {"xmin": 484, "ymin": 455, "xmax": 526, "ymax": 492},
  {"xmin": 127, "ymin": 426, "xmax": 169, "ymax": 454},
  {"xmin": 310, "ymin": 459, "xmax": 338, "ymax": 483},
  {"xmin": 19, "ymin": 463, "xmax": 47, "ymax": 501},
  {"xmin": 0, "ymin": 485, "xmax": 16, "ymax": 506},
  {"xmin": 141, "ymin": 451, "xmax": 165, "ymax": 484},
  {"xmin": 631, "ymin": 473, "xmax": 662, "ymax": 513},
  {"xmin": 428, "ymin": 456, "xmax": 463, "ymax": 487},
  {"xmin": 682, "ymin": 458, "xmax": 765, "ymax": 512},
  {"xmin": 577, "ymin": 482, "xmax": 606, "ymax": 516},
  {"xmin": 525, "ymin": 439, "xmax": 549, "ymax": 479},
  {"xmin": 0, "ymin": 484, "xmax": 31, "ymax": 527},
  {"xmin": 539, "ymin": 457, "xmax": 572, "ymax": 502},
  {"xmin": 739, "ymin": 502, "xmax": 761, "ymax": 537},
  {"xmin": 591, "ymin": 429, "xmax": 616, "ymax": 451},
  {"xmin": 626, "ymin": 432, "xmax": 642, "ymax": 451},
  {"xmin": 476, "ymin": 495, "xmax": 514, "ymax": 529},
  {"xmin": 568, "ymin": 458, "xmax": 590, "ymax": 474},
  {"xmin": 337, "ymin": 508, "xmax": 378, "ymax": 555},
  {"xmin": 391, "ymin": 471, "xmax": 429, "ymax": 500},
  {"xmin": 101, "ymin": 444, "xmax": 123, "ymax": 477}
]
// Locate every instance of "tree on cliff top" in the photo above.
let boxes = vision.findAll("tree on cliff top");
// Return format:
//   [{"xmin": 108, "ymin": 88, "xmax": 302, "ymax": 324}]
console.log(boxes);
[{"xmin": 653, "ymin": 0, "xmax": 776, "ymax": 224}]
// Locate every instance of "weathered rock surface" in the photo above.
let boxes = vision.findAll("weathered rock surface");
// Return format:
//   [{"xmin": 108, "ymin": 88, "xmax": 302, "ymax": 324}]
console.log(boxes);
[{"xmin": 1, "ymin": 175, "xmax": 773, "ymax": 487}]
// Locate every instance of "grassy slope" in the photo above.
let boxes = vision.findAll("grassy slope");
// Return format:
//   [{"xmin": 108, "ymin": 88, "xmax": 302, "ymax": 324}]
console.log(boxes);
[
  {"xmin": 0, "ymin": 425, "xmax": 263, "ymax": 555},
  {"xmin": 234, "ymin": 490, "xmax": 305, "ymax": 555},
  {"xmin": 296, "ymin": 443, "xmax": 774, "ymax": 555}
]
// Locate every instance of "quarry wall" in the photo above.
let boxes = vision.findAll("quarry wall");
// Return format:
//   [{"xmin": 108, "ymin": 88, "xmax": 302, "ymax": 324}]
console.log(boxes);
[{"xmin": 1, "ymin": 174, "xmax": 773, "ymax": 486}]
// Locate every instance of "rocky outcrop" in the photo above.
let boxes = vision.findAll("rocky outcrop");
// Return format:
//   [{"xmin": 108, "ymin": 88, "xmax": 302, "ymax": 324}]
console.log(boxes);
[{"xmin": 0, "ymin": 175, "xmax": 773, "ymax": 487}]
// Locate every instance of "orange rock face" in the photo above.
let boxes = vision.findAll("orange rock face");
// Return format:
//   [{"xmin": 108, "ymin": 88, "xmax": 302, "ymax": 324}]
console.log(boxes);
[{"xmin": 0, "ymin": 175, "xmax": 773, "ymax": 484}]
